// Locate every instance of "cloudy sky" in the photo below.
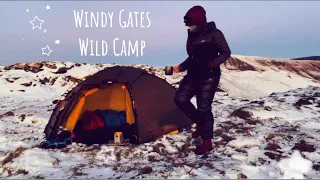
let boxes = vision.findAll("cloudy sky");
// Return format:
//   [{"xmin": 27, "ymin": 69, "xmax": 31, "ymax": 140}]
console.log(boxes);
[{"xmin": 0, "ymin": 1, "xmax": 319, "ymax": 66}]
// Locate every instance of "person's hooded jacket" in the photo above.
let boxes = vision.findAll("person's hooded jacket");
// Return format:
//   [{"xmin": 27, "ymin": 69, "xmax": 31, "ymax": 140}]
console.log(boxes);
[{"xmin": 179, "ymin": 6, "xmax": 231, "ymax": 79}]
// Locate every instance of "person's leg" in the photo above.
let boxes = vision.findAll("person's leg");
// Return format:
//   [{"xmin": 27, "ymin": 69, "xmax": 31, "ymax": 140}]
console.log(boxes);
[
  {"xmin": 195, "ymin": 76, "xmax": 220, "ymax": 154},
  {"xmin": 174, "ymin": 75, "xmax": 197, "ymax": 123}
]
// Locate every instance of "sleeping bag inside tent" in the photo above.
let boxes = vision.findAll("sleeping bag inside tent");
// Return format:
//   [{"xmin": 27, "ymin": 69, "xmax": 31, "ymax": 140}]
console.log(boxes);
[{"xmin": 42, "ymin": 66, "xmax": 191, "ymax": 148}]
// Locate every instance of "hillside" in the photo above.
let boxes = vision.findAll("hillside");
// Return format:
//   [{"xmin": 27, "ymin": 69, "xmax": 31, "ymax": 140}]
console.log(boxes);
[
  {"xmin": 0, "ymin": 56, "xmax": 320, "ymax": 178},
  {"xmin": 292, "ymin": 56, "xmax": 320, "ymax": 61},
  {"xmin": 1, "ymin": 55, "xmax": 320, "ymax": 99}
]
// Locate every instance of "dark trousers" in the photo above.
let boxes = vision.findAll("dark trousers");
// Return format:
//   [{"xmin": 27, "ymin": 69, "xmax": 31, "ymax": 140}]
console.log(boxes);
[{"xmin": 174, "ymin": 75, "xmax": 220, "ymax": 139}]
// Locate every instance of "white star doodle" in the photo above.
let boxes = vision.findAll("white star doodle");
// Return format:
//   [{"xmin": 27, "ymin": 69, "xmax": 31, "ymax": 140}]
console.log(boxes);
[
  {"xmin": 42, "ymin": 45, "xmax": 52, "ymax": 56},
  {"xmin": 46, "ymin": 5, "xmax": 50, "ymax": 10},
  {"xmin": 43, "ymin": 29, "xmax": 47, "ymax": 33},
  {"xmin": 26, "ymin": 9, "xmax": 30, "ymax": 13},
  {"xmin": 30, "ymin": 16, "xmax": 44, "ymax": 30},
  {"xmin": 55, "ymin": 40, "xmax": 60, "ymax": 44}
]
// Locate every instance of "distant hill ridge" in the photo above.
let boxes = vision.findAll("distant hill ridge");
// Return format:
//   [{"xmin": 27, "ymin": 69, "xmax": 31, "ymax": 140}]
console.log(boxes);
[{"xmin": 292, "ymin": 56, "xmax": 320, "ymax": 61}]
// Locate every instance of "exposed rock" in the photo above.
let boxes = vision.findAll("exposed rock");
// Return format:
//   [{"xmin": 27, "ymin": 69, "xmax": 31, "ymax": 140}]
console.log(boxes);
[
  {"xmin": 19, "ymin": 114, "xmax": 26, "ymax": 122},
  {"xmin": 264, "ymin": 152, "xmax": 282, "ymax": 161},
  {"xmin": 250, "ymin": 100, "xmax": 265, "ymax": 105},
  {"xmin": 313, "ymin": 164, "xmax": 320, "ymax": 171},
  {"xmin": 39, "ymin": 77, "xmax": 50, "ymax": 85},
  {"xmin": 54, "ymin": 65, "xmax": 74, "ymax": 74},
  {"xmin": 75, "ymin": 63, "xmax": 81, "ymax": 67},
  {"xmin": 1, "ymin": 147, "xmax": 26, "ymax": 166},
  {"xmin": 44, "ymin": 62, "xmax": 57, "ymax": 69},
  {"xmin": 294, "ymin": 98, "xmax": 313, "ymax": 107},
  {"xmin": 264, "ymin": 143, "xmax": 281, "ymax": 151},
  {"xmin": 220, "ymin": 134, "xmax": 235, "ymax": 142},
  {"xmin": 292, "ymin": 140, "xmax": 316, "ymax": 152},
  {"xmin": 24, "ymin": 64, "xmax": 44, "ymax": 73},
  {"xmin": 245, "ymin": 119, "xmax": 262, "ymax": 125},
  {"xmin": 214, "ymin": 129, "xmax": 223, "ymax": 136},
  {"xmin": 224, "ymin": 56, "xmax": 257, "ymax": 71},
  {"xmin": 264, "ymin": 106, "xmax": 272, "ymax": 111},
  {"xmin": 20, "ymin": 82, "xmax": 32, "ymax": 87},
  {"xmin": 5, "ymin": 78, "xmax": 14, "ymax": 83},
  {"xmin": 50, "ymin": 77, "xmax": 58, "ymax": 85},
  {"xmin": 4, "ymin": 111, "xmax": 14, "ymax": 116},
  {"xmin": 230, "ymin": 108, "xmax": 253, "ymax": 120},
  {"xmin": 237, "ymin": 173, "xmax": 247, "ymax": 179},
  {"xmin": 139, "ymin": 166, "xmax": 152, "ymax": 175},
  {"xmin": 4, "ymin": 62, "xmax": 44, "ymax": 73},
  {"xmin": 63, "ymin": 75, "xmax": 82, "ymax": 83}
]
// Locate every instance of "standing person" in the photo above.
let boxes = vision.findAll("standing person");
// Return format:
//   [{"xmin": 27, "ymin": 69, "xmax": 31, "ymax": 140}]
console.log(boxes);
[{"xmin": 173, "ymin": 5, "xmax": 231, "ymax": 155}]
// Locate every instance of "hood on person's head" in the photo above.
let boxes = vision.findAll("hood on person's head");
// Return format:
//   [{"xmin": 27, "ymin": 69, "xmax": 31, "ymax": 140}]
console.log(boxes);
[{"xmin": 184, "ymin": 6, "xmax": 207, "ymax": 34}]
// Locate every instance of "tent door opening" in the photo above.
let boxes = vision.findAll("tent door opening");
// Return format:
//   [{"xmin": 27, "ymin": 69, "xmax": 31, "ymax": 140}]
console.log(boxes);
[{"xmin": 62, "ymin": 83, "xmax": 138, "ymax": 145}]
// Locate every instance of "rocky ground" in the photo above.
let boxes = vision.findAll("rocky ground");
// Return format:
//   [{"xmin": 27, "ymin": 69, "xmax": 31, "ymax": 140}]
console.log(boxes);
[{"xmin": 0, "ymin": 60, "xmax": 319, "ymax": 179}]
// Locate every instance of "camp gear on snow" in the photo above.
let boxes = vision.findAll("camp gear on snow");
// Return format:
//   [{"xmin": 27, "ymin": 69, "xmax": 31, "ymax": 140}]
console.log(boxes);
[
  {"xmin": 81, "ymin": 111, "xmax": 105, "ymax": 130},
  {"xmin": 95, "ymin": 110, "xmax": 126, "ymax": 128},
  {"xmin": 43, "ymin": 66, "xmax": 191, "ymax": 145},
  {"xmin": 194, "ymin": 139, "xmax": 213, "ymax": 155},
  {"xmin": 174, "ymin": 75, "xmax": 220, "ymax": 140},
  {"xmin": 40, "ymin": 130, "xmax": 73, "ymax": 149},
  {"xmin": 108, "ymin": 138, "xmax": 130, "ymax": 146},
  {"xmin": 72, "ymin": 119, "xmax": 133, "ymax": 145},
  {"xmin": 165, "ymin": 66, "xmax": 173, "ymax": 75},
  {"xmin": 114, "ymin": 132, "xmax": 124, "ymax": 143},
  {"xmin": 40, "ymin": 140, "xmax": 53, "ymax": 149}
]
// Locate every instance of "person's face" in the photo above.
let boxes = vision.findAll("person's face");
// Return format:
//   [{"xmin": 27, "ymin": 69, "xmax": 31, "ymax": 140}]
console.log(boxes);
[{"xmin": 188, "ymin": 25, "xmax": 197, "ymax": 30}]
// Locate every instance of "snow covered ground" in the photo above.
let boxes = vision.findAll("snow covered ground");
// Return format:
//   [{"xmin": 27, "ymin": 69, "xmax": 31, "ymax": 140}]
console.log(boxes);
[{"xmin": 0, "ymin": 60, "xmax": 320, "ymax": 179}]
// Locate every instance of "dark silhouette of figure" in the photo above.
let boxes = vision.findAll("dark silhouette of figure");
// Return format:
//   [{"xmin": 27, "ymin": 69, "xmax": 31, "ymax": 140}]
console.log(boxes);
[{"xmin": 173, "ymin": 6, "xmax": 231, "ymax": 155}]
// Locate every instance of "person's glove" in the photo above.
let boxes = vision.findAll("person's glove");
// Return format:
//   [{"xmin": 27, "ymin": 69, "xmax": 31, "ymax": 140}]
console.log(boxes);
[
  {"xmin": 173, "ymin": 65, "xmax": 180, "ymax": 73},
  {"xmin": 208, "ymin": 61, "xmax": 215, "ymax": 69}
]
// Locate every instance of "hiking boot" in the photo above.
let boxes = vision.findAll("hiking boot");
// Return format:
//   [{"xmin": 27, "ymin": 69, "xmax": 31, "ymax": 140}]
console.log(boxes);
[
  {"xmin": 192, "ymin": 124, "xmax": 200, "ymax": 138},
  {"xmin": 194, "ymin": 139, "xmax": 213, "ymax": 155}
]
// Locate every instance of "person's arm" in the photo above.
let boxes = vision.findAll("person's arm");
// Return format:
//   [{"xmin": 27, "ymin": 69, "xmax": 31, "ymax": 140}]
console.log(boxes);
[
  {"xmin": 178, "ymin": 56, "xmax": 192, "ymax": 72},
  {"xmin": 209, "ymin": 29, "xmax": 231, "ymax": 68}
]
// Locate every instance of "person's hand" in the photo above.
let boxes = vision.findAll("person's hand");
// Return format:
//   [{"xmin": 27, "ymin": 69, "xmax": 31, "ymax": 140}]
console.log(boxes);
[{"xmin": 173, "ymin": 65, "xmax": 180, "ymax": 73}]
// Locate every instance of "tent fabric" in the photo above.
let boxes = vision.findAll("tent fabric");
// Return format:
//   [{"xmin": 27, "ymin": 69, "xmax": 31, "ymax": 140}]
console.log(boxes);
[
  {"xmin": 64, "ymin": 96, "xmax": 85, "ymax": 130},
  {"xmin": 44, "ymin": 65, "xmax": 192, "ymax": 144},
  {"xmin": 131, "ymin": 73, "xmax": 190, "ymax": 143}
]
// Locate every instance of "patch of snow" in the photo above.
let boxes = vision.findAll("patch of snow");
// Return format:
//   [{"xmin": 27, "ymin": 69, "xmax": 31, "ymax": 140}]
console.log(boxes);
[
  {"xmin": 302, "ymin": 122, "xmax": 320, "ymax": 130},
  {"xmin": 228, "ymin": 138, "xmax": 261, "ymax": 149},
  {"xmin": 278, "ymin": 151, "xmax": 313, "ymax": 179}
]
